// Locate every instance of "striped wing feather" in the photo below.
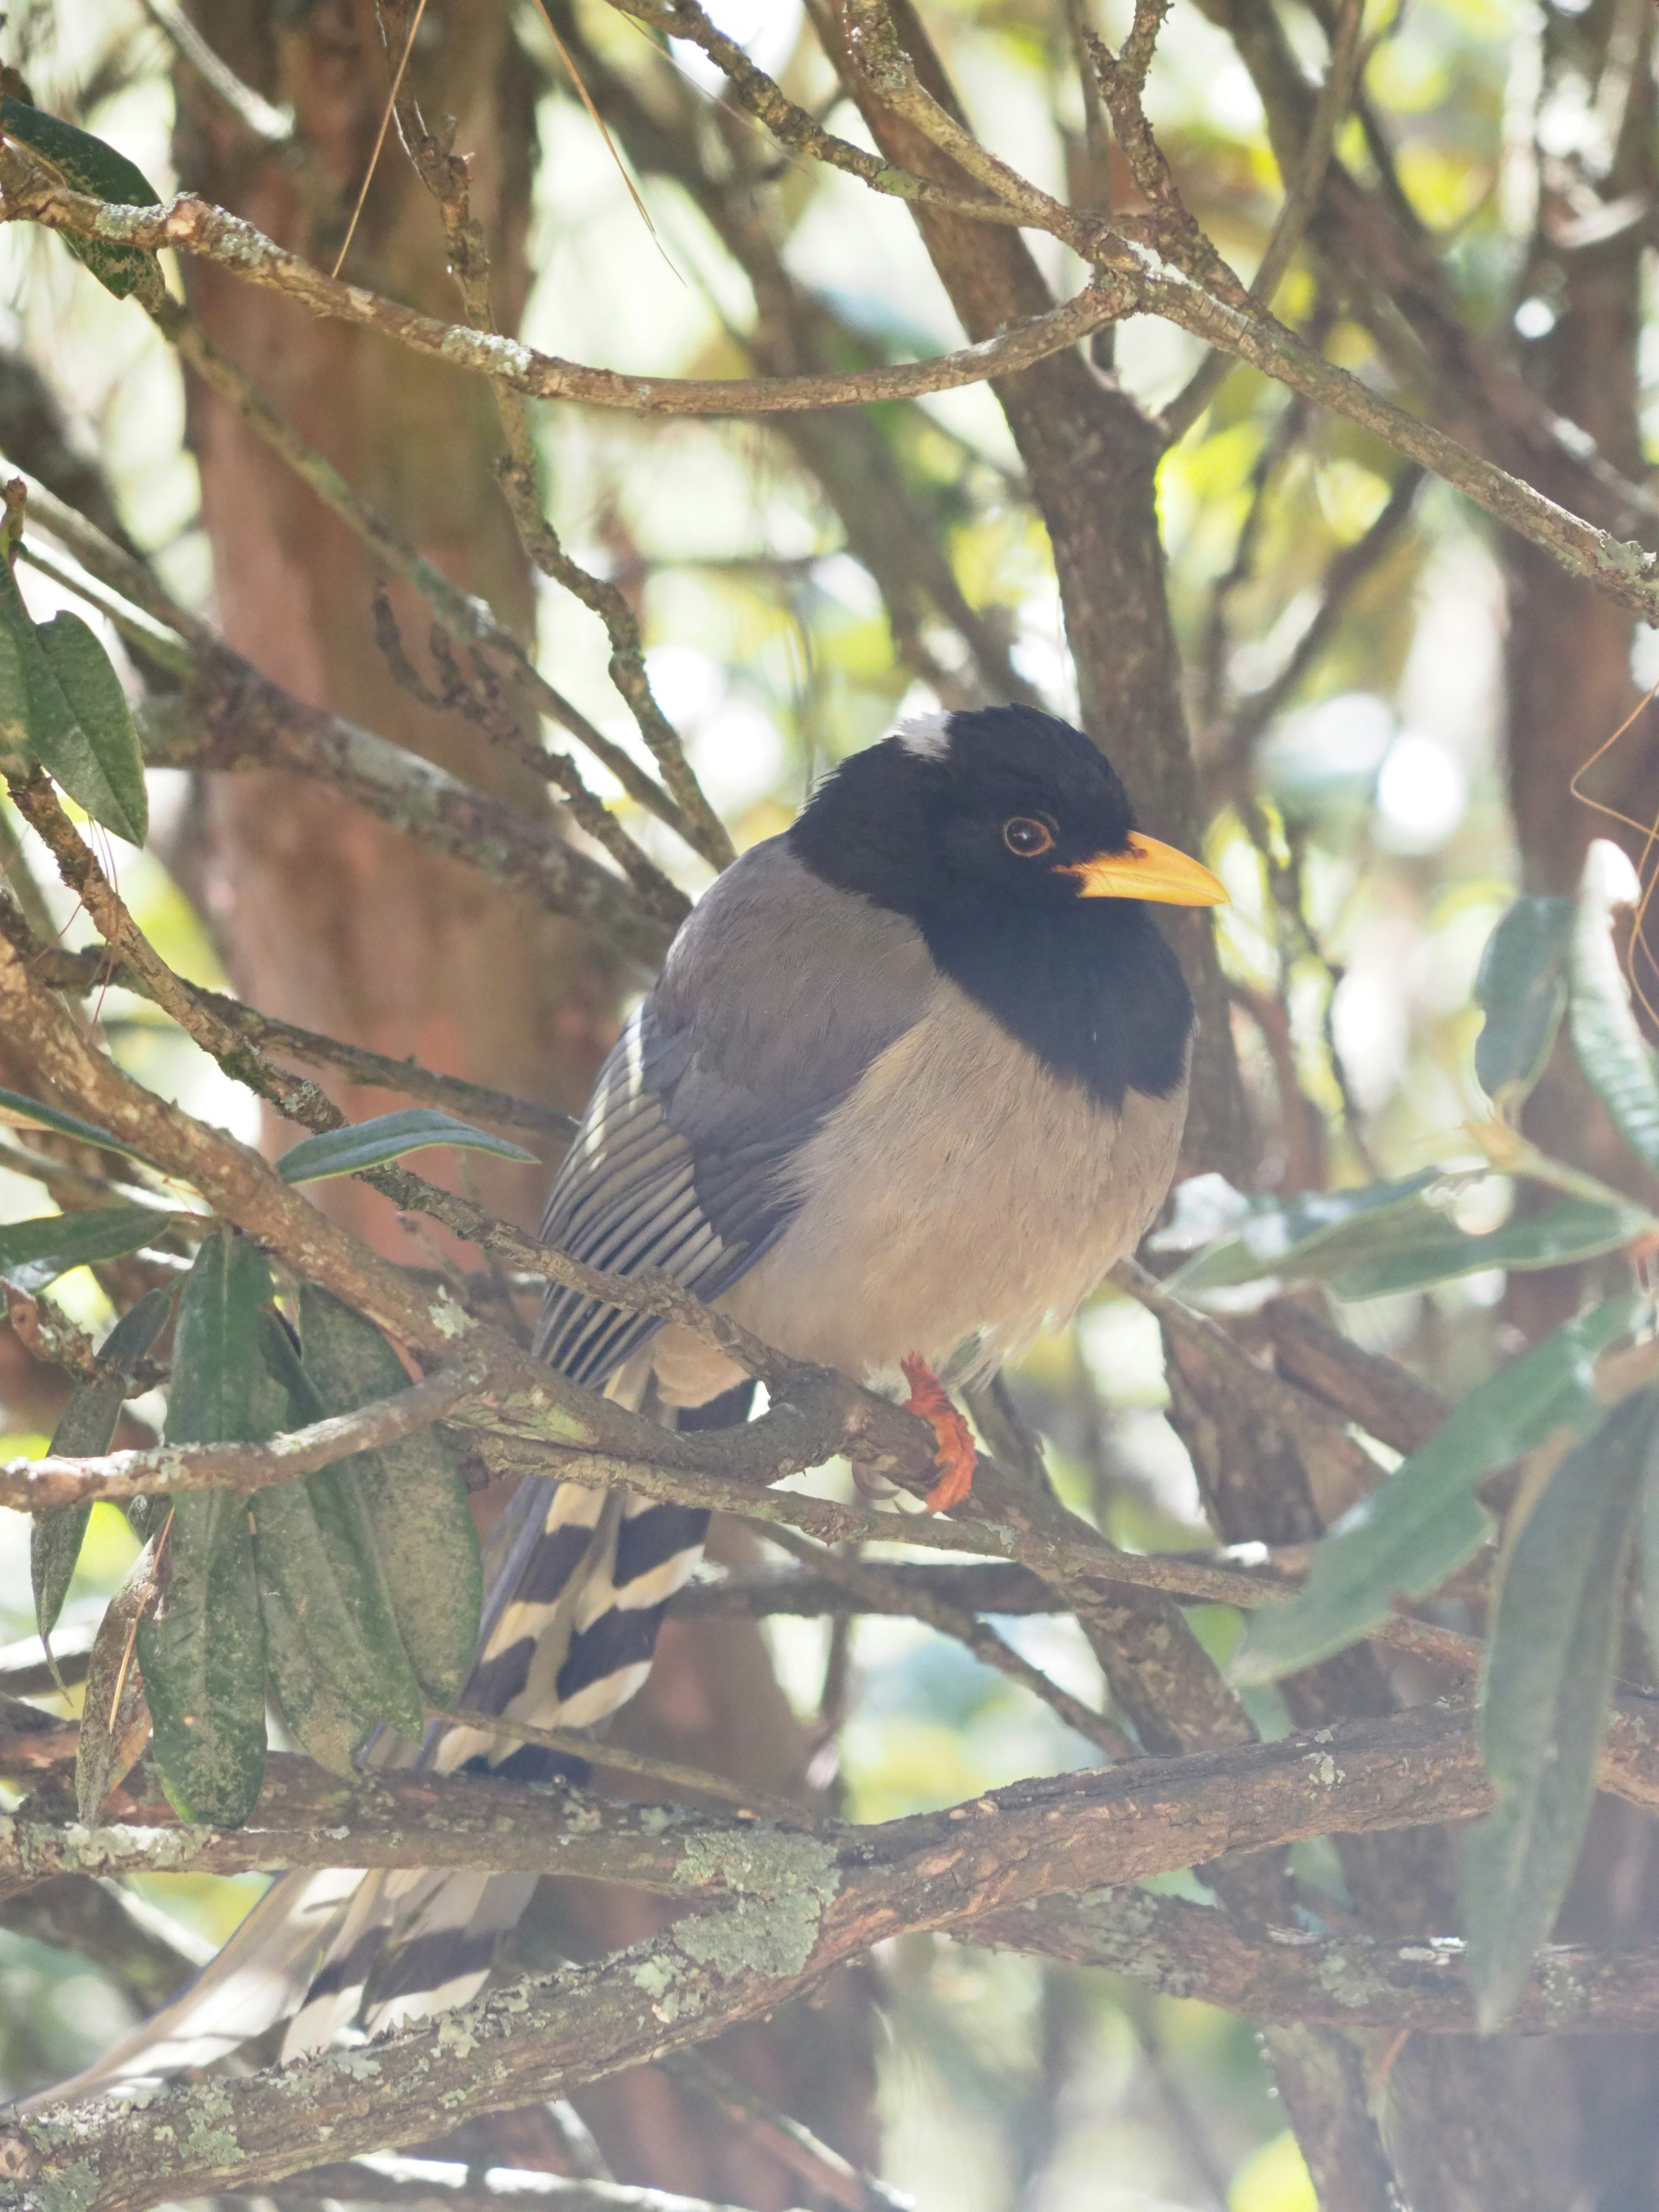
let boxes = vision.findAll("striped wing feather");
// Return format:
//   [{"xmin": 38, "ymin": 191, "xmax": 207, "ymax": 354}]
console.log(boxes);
[{"xmin": 39, "ymin": 842, "xmax": 934, "ymax": 2099}]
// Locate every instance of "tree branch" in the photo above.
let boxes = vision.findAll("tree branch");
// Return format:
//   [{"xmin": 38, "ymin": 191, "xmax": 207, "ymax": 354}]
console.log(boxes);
[
  {"xmin": 0, "ymin": 1703, "xmax": 1515, "ymax": 2212},
  {"xmin": 1, "ymin": 168, "xmax": 1120, "ymax": 415}
]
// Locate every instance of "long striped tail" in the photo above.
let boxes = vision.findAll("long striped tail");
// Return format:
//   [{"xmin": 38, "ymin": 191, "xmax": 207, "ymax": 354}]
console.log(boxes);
[{"xmin": 26, "ymin": 1381, "xmax": 753, "ymax": 2105}]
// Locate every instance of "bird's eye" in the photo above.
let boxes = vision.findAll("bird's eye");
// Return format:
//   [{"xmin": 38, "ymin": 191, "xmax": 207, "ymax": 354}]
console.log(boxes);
[{"xmin": 1003, "ymin": 816, "xmax": 1055, "ymax": 858}]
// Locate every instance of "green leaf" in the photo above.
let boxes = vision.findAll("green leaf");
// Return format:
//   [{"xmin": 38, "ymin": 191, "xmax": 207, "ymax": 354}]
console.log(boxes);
[
  {"xmin": 0, "ymin": 97, "xmax": 162, "ymax": 299},
  {"xmin": 0, "ymin": 617, "xmax": 30, "ymax": 763},
  {"xmin": 31, "ymin": 1288, "xmax": 172, "ymax": 1675},
  {"xmin": 276, "ymin": 1108, "xmax": 538, "ymax": 1185},
  {"xmin": 137, "ymin": 1232, "xmax": 277, "ymax": 1826},
  {"xmin": 1570, "ymin": 853, "xmax": 1659, "ymax": 1178},
  {"xmin": 0, "ymin": 523, "xmax": 147, "ymax": 842},
  {"xmin": 0, "ymin": 1080, "xmax": 161, "ymax": 1170},
  {"xmin": 1474, "ymin": 896, "xmax": 1574, "ymax": 1109},
  {"xmin": 251, "ymin": 1311, "xmax": 426, "ymax": 1747},
  {"xmin": 1463, "ymin": 1388, "xmax": 1658, "ymax": 2030},
  {"xmin": 1234, "ymin": 1295, "xmax": 1639, "ymax": 1684},
  {"xmin": 256, "ymin": 1567, "xmax": 375, "ymax": 1777},
  {"xmin": 0, "ymin": 1203, "xmax": 173, "ymax": 1294},
  {"xmin": 1313, "ymin": 1191, "xmax": 1648, "ymax": 1301},
  {"xmin": 33, "ymin": 612, "xmax": 148, "ymax": 845},
  {"xmin": 297, "ymin": 1283, "xmax": 482, "ymax": 1706},
  {"xmin": 1173, "ymin": 1174, "xmax": 1645, "ymax": 1303},
  {"xmin": 1640, "ymin": 1447, "xmax": 1659, "ymax": 1685},
  {"xmin": 1169, "ymin": 1172, "xmax": 1438, "ymax": 1295}
]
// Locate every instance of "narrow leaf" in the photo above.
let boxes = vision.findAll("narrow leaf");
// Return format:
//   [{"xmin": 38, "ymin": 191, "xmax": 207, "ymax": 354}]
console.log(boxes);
[
  {"xmin": 75, "ymin": 1532, "xmax": 162, "ymax": 1821},
  {"xmin": 0, "ymin": 1204, "xmax": 172, "ymax": 1294},
  {"xmin": 0, "ymin": 617, "xmax": 29, "ymax": 762},
  {"xmin": 1235, "ymin": 1295, "xmax": 1638, "ymax": 1684},
  {"xmin": 1474, "ymin": 896, "xmax": 1574, "ymax": 1109},
  {"xmin": 1175, "ymin": 1174, "xmax": 1645, "ymax": 1303},
  {"xmin": 1570, "ymin": 845, "xmax": 1659, "ymax": 1178},
  {"xmin": 136, "ymin": 1232, "xmax": 276, "ymax": 1826},
  {"xmin": 0, "ymin": 96, "xmax": 162, "ymax": 298},
  {"xmin": 276, "ymin": 1108, "xmax": 537, "ymax": 1184},
  {"xmin": 1463, "ymin": 1389, "xmax": 1658, "ymax": 2030},
  {"xmin": 1169, "ymin": 1172, "xmax": 1438, "ymax": 1295},
  {"xmin": 0, "ymin": 1080, "xmax": 161, "ymax": 1170},
  {"xmin": 297, "ymin": 1283, "xmax": 482, "ymax": 1705},
  {"xmin": 34, "ymin": 612, "xmax": 148, "ymax": 844},
  {"xmin": 252, "ymin": 1312, "xmax": 426, "ymax": 1745},
  {"xmin": 257, "ymin": 1569, "xmax": 375, "ymax": 1776},
  {"xmin": 1315, "ymin": 1191, "xmax": 1647, "ymax": 1302}
]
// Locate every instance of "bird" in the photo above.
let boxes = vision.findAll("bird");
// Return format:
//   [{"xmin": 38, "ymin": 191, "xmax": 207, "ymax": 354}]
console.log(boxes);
[{"xmin": 37, "ymin": 702, "xmax": 1226, "ymax": 2096}]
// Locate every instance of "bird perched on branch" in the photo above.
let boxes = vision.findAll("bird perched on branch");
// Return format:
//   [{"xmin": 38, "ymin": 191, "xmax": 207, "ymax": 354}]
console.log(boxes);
[{"xmin": 43, "ymin": 702, "xmax": 1225, "ymax": 2090}]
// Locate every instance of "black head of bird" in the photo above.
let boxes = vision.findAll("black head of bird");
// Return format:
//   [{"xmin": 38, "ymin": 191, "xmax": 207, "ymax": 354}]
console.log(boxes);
[
  {"xmin": 788, "ymin": 703, "xmax": 1227, "ymax": 1111},
  {"xmin": 41, "ymin": 705, "xmax": 1231, "ymax": 2107}
]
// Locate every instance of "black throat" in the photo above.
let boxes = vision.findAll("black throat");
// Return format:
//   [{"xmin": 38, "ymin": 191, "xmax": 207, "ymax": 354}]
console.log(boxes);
[
  {"xmin": 787, "ymin": 726, "xmax": 1195, "ymax": 1111},
  {"xmin": 914, "ymin": 891, "xmax": 1193, "ymax": 1111}
]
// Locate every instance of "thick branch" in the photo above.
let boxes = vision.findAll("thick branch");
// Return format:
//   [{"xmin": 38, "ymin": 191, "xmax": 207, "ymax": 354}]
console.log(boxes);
[
  {"xmin": 0, "ymin": 1704, "xmax": 1510, "ymax": 2211},
  {"xmin": 978, "ymin": 1886, "xmax": 1659, "ymax": 2036}
]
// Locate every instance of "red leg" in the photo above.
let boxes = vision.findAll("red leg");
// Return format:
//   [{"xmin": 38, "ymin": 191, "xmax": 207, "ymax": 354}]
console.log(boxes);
[{"xmin": 900, "ymin": 1354, "xmax": 977, "ymax": 1513}]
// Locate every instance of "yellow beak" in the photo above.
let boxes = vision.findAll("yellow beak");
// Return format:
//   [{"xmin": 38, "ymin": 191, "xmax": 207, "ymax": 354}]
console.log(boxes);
[{"xmin": 1063, "ymin": 832, "xmax": 1228, "ymax": 907}]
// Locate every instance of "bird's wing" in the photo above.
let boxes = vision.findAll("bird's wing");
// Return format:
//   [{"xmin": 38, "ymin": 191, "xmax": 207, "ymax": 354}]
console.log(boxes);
[
  {"xmin": 532, "ymin": 834, "xmax": 938, "ymax": 1384},
  {"xmin": 27, "ymin": 844, "xmax": 938, "ymax": 2107}
]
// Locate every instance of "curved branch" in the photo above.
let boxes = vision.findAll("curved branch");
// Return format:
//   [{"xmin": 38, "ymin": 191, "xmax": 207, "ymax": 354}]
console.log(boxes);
[
  {"xmin": 0, "ymin": 1704, "xmax": 1498, "ymax": 2212},
  {"xmin": 9, "ymin": 175, "xmax": 1119, "ymax": 413}
]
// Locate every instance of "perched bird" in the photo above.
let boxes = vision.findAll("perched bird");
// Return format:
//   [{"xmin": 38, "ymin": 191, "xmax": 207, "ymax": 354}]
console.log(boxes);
[{"xmin": 40, "ymin": 703, "xmax": 1225, "ymax": 2094}]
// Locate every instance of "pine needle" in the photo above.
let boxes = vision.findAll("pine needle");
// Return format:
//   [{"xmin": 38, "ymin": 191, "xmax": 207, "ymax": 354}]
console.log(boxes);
[
  {"xmin": 331, "ymin": 0, "xmax": 431, "ymax": 281},
  {"xmin": 530, "ymin": 0, "xmax": 684, "ymax": 286}
]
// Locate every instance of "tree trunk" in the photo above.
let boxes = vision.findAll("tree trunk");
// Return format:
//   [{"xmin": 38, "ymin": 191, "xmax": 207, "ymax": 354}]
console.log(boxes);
[{"xmin": 173, "ymin": 4, "xmax": 870, "ymax": 2190}]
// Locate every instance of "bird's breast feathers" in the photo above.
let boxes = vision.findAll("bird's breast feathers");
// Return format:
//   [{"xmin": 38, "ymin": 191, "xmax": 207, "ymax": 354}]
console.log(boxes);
[{"xmin": 655, "ymin": 976, "xmax": 1187, "ymax": 1397}]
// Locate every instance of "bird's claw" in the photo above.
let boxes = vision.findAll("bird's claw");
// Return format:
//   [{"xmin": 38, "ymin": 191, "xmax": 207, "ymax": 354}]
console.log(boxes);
[{"xmin": 901, "ymin": 1353, "xmax": 976, "ymax": 1514}]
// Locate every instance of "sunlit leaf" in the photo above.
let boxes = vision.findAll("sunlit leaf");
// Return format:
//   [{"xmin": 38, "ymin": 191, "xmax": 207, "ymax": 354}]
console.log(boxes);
[
  {"xmin": 1570, "ymin": 849, "xmax": 1659, "ymax": 1178},
  {"xmin": 1234, "ymin": 1296, "xmax": 1638, "ymax": 1684},
  {"xmin": 136, "ymin": 1232, "xmax": 276, "ymax": 1827},
  {"xmin": 275, "ymin": 1108, "xmax": 537, "ymax": 1185},
  {"xmin": 1463, "ymin": 1388, "xmax": 1658, "ymax": 2031},
  {"xmin": 0, "ymin": 96, "xmax": 162, "ymax": 299},
  {"xmin": 34, "ymin": 611, "xmax": 149, "ymax": 845},
  {"xmin": 1173, "ymin": 1174, "xmax": 1645, "ymax": 1303},
  {"xmin": 1168, "ymin": 1172, "xmax": 1437, "ymax": 1294},
  {"xmin": 1313, "ymin": 1191, "xmax": 1647, "ymax": 1300},
  {"xmin": 0, "ymin": 1080, "xmax": 161, "ymax": 1169},
  {"xmin": 0, "ymin": 1204, "xmax": 172, "ymax": 1294},
  {"xmin": 1474, "ymin": 896, "xmax": 1573, "ymax": 1110}
]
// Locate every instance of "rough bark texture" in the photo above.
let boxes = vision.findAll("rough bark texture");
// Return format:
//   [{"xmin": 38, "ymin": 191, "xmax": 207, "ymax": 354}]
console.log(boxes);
[{"xmin": 177, "ymin": 0, "xmax": 616, "ymax": 1251}]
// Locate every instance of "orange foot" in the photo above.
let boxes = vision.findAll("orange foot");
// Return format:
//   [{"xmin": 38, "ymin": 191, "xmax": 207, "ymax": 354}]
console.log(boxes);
[{"xmin": 901, "ymin": 1354, "xmax": 976, "ymax": 1514}]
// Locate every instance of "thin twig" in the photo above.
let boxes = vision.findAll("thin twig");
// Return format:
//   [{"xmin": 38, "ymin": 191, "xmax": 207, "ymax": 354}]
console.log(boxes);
[
  {"xmin": 1163, "ymin": 0, "xmax": 1368, "ymax": 439},
  {"xmin": 661, "ymin": 2050, "xmax": 906, "ymax": 2212},
  {"xmin": 757, "ymin": 1523, "xmax": 1134, "ymax": 1761},
  {"xmin": 23, "ymin": 940, "xmax": 577, "ymax": 1141},
  {"xmin": 0, "ymin": 1353, "xmax": 488, "ymax": 1510},
  {"xmin": 331, "ymin": 0, "xmax": 430, "ymax": 278},
  {"xmin": 137, "ymin": 0, "xmax": 293, "ymax": 144},
  {"xmin": 434, "ymin": 1706, "xmax": 801, "ymax": 1822}
]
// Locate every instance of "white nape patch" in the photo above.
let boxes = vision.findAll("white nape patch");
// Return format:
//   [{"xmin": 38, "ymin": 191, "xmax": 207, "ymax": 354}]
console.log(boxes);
[{"xmin": 893, "ymin": 711, "xmax": 953, "ymax": 760}]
